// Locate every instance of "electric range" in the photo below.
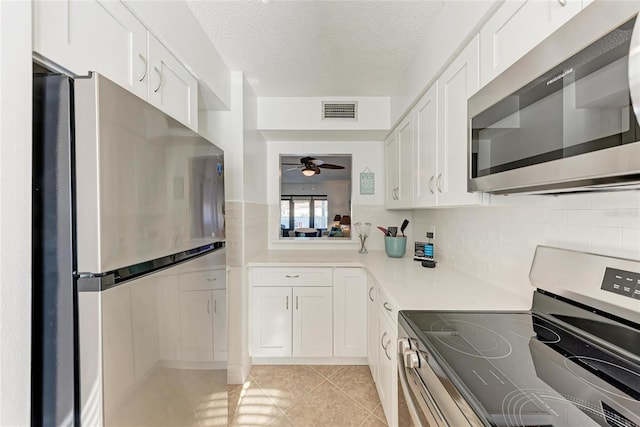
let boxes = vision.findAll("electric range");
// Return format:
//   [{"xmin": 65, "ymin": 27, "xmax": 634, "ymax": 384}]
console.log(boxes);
[{"xmin": 398, "ymin": 246, "xmax": 640, "ymax": 427}]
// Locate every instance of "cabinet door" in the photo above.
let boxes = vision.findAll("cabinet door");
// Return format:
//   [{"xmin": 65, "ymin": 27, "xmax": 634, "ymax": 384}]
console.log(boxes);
[
  {"xmin": 366, "ymin": 278, "xmax": 379, "ymax": 382},
  {"xmin": 413, "ymin": 83, "xmax": 439, "ymax": 208},
  {"xmin": 293, "ymin": 287, "xmax": 333, "ymax": 357},
  {"xmin": 437, "ymin": 35, "xmax": 483, "ymax": 207},
  {"xmin": 148, "ymin": 34, "xmax": 199, "ymax": 131},
  {"xmin": 396, "ymin": 113, "xmax": 414, "ymax": 209},
  {"xmin": 212, "ymin": 289, "xmax": 227, "ymax": 362},
  {"xmin": 131, "ymin": 277, "xmax": 159, "ymax": 380},
  {"xmin": 384, "ymin": 131, "xmax": 400, "ymax": 208},
  {"xmin": 180, "ymin": 290, "xmax": 214, "ymax": 362},
  {"xmin": 334, "ymin": 268, "xmax": 367, "ymax": 357},
  {"xmin": 251, "ymin": 287, "xmax": 292, "ymax": 357},
  {"xmin": 480, "ymin": 0, "xmax": 582, "ymax": 87},
  {"xmin": 33, "ymin": 0, "xmax": 148, "ymax": 99},
  {"xmin": 377, "ymin": 313, "xmax": 397, "ymax": 427}
]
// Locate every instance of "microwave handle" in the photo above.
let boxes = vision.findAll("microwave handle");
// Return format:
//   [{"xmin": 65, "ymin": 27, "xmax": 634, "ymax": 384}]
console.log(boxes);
[{"xmin": 629, "ymin": 17, "xmax": 640, "ymax": 125}]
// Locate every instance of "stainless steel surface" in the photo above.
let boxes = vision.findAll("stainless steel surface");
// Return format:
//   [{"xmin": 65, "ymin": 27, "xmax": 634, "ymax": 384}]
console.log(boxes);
[
  {"xmin": 398, "ymin": 338, "xmax": 411, "ymax": 354},
  {"xmin": 468, "ymin": 1, "xmax": 640, "ymax": 195},
  {"xmin": 631, "ymin": 6, "xmax": 640, "ymax": 121},
  {"xmin": 529, "ymin": 246, "xmax": 640, "ymax": 325},
  {"xmin": 402, "ymin": 349, "xmax": 420, "ymax": 369},
  {"xmin": 137, "ymin": 53, "xmax": 147, "ymax": 82}
]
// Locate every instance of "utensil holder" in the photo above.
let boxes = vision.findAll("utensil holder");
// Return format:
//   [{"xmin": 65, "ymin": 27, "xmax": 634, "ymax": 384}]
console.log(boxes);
[{"xmin": 384, "ymin": 236, "xmax": 407, "ymax": 258}]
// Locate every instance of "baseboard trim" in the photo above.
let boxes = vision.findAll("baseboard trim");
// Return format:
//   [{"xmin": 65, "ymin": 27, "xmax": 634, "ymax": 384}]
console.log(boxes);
[{"xmin": 252, "ymin": 357, "xmax": 367, "ymax": 365}]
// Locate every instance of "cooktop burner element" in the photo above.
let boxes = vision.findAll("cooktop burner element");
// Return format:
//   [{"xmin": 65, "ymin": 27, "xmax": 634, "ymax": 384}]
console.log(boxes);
[{"xmin": 426, "ymin": 319, "xmax": 513, "ymax": 359}]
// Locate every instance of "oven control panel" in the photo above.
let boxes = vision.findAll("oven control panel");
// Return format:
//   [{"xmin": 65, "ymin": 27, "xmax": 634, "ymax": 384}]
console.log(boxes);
[{"xmin": 601, "ymin": 267, "xmax": 640, "ymax": 299}]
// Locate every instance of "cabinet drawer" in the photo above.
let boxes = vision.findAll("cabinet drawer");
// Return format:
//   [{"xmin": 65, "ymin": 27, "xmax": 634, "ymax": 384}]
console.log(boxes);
[
  {"xmin": 250, "ymin": 267, "xmax": 332, "ymax": 287},
  {"xmin": 377, "ymin": 286, "xmax": 398, "ymax": 326},
  {"xmin": 180, "ymin": 269, "xmax": 226, "ymax": 291}
]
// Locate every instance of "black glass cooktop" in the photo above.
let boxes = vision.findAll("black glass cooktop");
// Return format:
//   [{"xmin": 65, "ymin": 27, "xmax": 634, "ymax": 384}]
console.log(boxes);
[{"xmin": 400, "ymin": 293, "xmax": 640, "ymax": 427}]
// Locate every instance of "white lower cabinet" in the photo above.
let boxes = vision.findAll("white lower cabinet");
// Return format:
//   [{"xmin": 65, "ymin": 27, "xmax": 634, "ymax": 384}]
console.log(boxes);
[
  {"xmin": 251, "ymin": 286, "xmax": 332, "ymax": 358},
  {"xmin": 366, "ymin": 276, "xmax": 379, "ymax": 381},
  {"xmin": 377, "ymin": 311, "xmax": 398, "ymax": 427},
  {"xmin": 334, "ymin": 268, "xmax": 367, "ymax": 357},
  {"xmin": 180, "ymin": 290, "xmax": 215, "ymax": 362},
  {"xmin": 212, "ymin": 289, "xmax": 228, "ymax": 362}
]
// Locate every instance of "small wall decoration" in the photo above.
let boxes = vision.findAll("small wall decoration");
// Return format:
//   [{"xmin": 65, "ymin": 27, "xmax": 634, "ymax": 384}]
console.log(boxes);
[{"xmin": 359, "ymin": 167, "xmax": 375, "ymax": 195}]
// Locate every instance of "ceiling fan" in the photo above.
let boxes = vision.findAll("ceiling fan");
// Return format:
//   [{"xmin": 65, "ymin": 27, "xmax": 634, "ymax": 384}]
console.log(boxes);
[{"xmin": 282, "ymin": 156, "xmax": 345, "ymax": 176}]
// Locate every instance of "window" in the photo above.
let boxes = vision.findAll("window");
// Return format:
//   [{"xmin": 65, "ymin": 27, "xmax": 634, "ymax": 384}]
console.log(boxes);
[{"xmin": 281, "ymin": 195, "xmax": 328, "ymax": 230}]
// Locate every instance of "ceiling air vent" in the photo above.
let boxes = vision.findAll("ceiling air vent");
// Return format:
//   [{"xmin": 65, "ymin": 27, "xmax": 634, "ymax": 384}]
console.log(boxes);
[{"xmin": 322, "ymin": 101, "xmax": 358, "ymax": 121}]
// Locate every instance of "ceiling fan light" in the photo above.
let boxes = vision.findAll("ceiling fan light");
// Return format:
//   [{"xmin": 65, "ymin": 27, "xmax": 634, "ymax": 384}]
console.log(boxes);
[{"xmin": 302, "ymin": 168, "xmax": 315, "ymax": 177}]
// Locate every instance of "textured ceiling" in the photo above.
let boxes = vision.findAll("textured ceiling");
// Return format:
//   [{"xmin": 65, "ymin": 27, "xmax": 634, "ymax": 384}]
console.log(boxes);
[{"xmin": 187, "ymin": 0, "xmax": 445, "ymax": 97}]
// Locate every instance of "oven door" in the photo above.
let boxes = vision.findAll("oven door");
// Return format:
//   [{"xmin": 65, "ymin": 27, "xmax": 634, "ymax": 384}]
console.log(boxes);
[{"xmin": 397, "ymin": 350, "xmax": 443, "ymax": 427}]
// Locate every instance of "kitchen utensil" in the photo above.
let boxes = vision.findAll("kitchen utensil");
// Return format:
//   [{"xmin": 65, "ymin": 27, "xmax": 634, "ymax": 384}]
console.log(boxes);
[
  {"xmin": 384, "ymin": 235, "xmax": 407, "ymax": 258},
  {"xmin": 377, "ymin": 226, "xmax": 389, "ymax": 236},
  {"xmin": 400, "ymin": 219, "xmax": 409, "ymax": 236},
  {"xmin": 388, "ymin": 226, "xmax": 398, "ymax": 237},
  {"xmin": 354, "ymin": 222, "xmax": 371, "ymax": 253}
]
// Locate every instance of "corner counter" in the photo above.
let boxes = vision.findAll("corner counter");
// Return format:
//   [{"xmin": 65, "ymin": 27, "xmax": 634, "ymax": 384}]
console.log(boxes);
[{"xmin": 247, "ymin": 250, "xmax": 532, "ymax": 312}]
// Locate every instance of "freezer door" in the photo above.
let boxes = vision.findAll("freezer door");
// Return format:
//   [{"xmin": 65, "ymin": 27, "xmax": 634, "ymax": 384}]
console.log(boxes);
[{"xmin": 74, "ymin": 73, "xmax": 224, "ymax": 274}]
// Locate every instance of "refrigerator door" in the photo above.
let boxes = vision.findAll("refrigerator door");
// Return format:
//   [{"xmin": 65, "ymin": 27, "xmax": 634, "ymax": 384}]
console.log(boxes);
[
  {"xmin": 32, "ymin": 74, "xmax": 78, "ymax": 426},
  {"xmin": 74, "ymin": 73, "xmax": 224, "ymax": 275}
]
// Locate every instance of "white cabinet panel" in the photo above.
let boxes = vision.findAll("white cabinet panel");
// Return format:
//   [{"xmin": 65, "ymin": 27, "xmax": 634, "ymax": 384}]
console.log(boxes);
[
  {"xmin": 180, "ymin": 290, "xmax": 214, "ymax": 362},
  {"xmin": 292, "ymin": 287, "xmax": 333, "ymax": 357},
  {"xmin": 212, "ymin": 289, "xmax": 227, "ymax": 362},
  {"xmin": 413, "ymin": 83, "xmax": 439, "ymax": 208},
  {"xmin": 148, "ymin": 34, "xmax": 198, "ymax": 131},
  {"xmin": 250, "ymin": 267, "xmax": 332, "ymax": 287},
  {"xmin": 130, "ymin": 277, "xmax": 159, "ymax": 380},
  {"xmin": 334, "ymin": 268, "xmax": 367, "ymax": 357},
  {"xmin": 33, "ymin": 0, "xmax": 147, "ymax": 99},
  {"xmin": 385, "ymin": 113, "xmax": 414, "ymax": 209},
  {"xmin": 180, "ymin": 269, "xmax": 226, "ymax": 291},
  {"xmin": 437, "ymin": 36, "xmax": 483, "ymax": 207},
  {"xmin": 251, "ymin": 287, "xmax": 292, "ymax": 357},
  {"xmin": 480, "ymin": 0, "xmax": 582, "ymax": 87}
]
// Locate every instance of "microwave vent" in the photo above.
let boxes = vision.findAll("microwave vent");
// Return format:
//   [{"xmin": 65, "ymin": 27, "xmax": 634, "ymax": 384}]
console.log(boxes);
[{"xmin": 322, "ymin": 102, "xmax": 358, "ymax": 121}]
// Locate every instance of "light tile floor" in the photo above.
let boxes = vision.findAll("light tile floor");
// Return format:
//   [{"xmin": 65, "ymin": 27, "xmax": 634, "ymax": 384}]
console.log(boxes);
[{"xmin": 229, "ymin": 365, "xmax": 388, "ymax": 426}]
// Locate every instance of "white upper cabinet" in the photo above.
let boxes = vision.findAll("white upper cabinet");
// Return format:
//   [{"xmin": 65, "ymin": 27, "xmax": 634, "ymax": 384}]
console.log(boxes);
[
  {"xmin": 480, "ymin": 0, "xmax": 582, "ymax": 87},
  {"xmin": 33, "ymin": 0, "xmax": 198, "ymax": 131},
  {"xmin": 436, "ymin": 35, "xmax": 483, "ymax": 207},
  {"xmin": 147, "ymin": 34, "xmax": 198, "ymax": 131},
  {"xmin": 413, "ymin": 83, "xmax": 438, "ymax": 208},
  {"xmin": 385, "ymin": 112, "xmax": 414, "ymax": 209}
]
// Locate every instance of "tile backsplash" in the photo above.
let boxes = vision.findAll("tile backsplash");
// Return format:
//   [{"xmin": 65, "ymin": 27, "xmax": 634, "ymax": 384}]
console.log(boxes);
[{"xmin": 412, "ymin": 192, "xmax": 640, "ymax": 298}]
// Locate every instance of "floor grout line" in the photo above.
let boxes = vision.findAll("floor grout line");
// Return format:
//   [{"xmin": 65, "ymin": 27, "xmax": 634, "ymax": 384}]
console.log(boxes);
[{"xmin": 325, "ymin": 374, "xmax": 385, "ymax": 423}]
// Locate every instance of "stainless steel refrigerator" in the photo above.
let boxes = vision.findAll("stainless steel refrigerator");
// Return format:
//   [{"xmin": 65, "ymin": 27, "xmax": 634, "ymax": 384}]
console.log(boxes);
[{"xmin": 32, "ymin": 72, "xmax": 227, "ymax": 426}]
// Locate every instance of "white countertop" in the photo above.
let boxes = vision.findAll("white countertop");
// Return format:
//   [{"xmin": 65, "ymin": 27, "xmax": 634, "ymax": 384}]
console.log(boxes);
[{"xmin": 247, "ymin": 250, "xmax": 532, "ymax": 312}]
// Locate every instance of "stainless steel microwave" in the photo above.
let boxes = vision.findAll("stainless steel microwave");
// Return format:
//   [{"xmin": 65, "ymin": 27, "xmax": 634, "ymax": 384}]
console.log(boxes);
[{"xmin": 468, "ymin": 2, "xmax": 640, "ymax": 194}]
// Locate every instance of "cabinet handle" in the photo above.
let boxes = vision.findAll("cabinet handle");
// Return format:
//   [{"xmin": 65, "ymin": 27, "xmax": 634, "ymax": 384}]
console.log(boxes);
[
  {"xmin": 285, "ymin": 274, "xmax": 299, "ymax": 278},
  {"xmin": 395, "ymin": 187, "xmax": 399, "ymax": 200},
  {"xmin": 428, "ymin": 176, "xmax": 435, "ymax": 194},
  {"xmin": 214, "ymin": 299, "xmax": 217, "ymax": 314},
  {"xmin": 296, "ymin": 296, "xmax": 299, "ymax": 310},
  {"xmin": 207, "ymin": 278, "xmax": 217, "ymax": 282},
  {"xmin": 381, "ymin": 332, "xmax": 388, "ymax": 349},
  {"xmin": 384, "ymin": 340, "xmax": 392, "ymax": 360},
  {"xmin": 286, "ymin": 296, "xmax": 289, "ymax": 310},
  {"xmin": 368, "ymin": 286, "xmax": 374, "ymax": 302},
  {"xmin": 137, "ymin": 53, "xmax": 148, "ymax": 82},
  {"xmin": 153, "ymin": 67, "xmax": 163, "ymax": 93},
  {"xmin": 383, "ymin": 302, "xmax": 392, "ymax": 312},
  {"xmin": 436, "ymin": 173, "xmax": 443, "ymax": 193},
  {"xmin": 557, "ymin": 0, "xmax": 567, "ymax": 6},
  {"xmin": 207, "ymin": 299, "xmax": 210, "ymax": 314}
]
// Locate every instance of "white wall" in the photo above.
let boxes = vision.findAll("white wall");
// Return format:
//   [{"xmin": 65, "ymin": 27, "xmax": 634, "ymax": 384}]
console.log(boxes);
[
  {"xmin": 390, "ymin": 0, "xmax": 497, "ymax": 126},
  {"xmin": 0, "ymin": 1, "xmax": 32, "ymax": 424},
  {"xmin": 412, "ymin": 192, "xmax": 640, "ymax": 300},
  {"xmin": 258, "ymin": 96, "xmax": 390, "ymax": 130},
  {"xmin": 243, "ymin": 78, "xmax": 268, "ymax": 205}
]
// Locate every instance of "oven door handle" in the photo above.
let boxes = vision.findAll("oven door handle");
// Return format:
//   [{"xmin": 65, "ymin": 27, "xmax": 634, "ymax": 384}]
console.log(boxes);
[{"xmin": 398, "ymin": 357, "xmax": 444, "ymax": 427}]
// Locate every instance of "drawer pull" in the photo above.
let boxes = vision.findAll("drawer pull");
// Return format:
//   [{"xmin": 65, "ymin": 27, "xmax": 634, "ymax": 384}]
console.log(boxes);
[
  {"xmin": 207, "ymin": 299, "xmax": 210, "ymax": 314},
  {"xmin": 296, "ymin": 296, "xmax": 299, "ymax": 310},
  {"xmin": 137, "ymin": 53, "xmax": 147, "ymax": 82},
  {"xmin": 383, "ymin": 302, "xmax": 392, "ymax": 312},
  {"xmin": 384, "ymin": 341, "xmax": 392, "ymax": 360},
  {"xmin": 153, "ymin": 67, "xmax": 163, "ymax": 93},
  {"xmin": 557, "ymin": 0, "xmax": 567, "ymax": 6},
  {"xmin": 207, "ymin": 278, "xmax": 217, "ymax": 282},
  {"xmin": 214, "ymin": 299, "xmax": 217, "ymax": 314},
  {"xmin": 381, "ymin": 332, "xmax": 388, "ymax": 349},
  {"xmin": 285, "ymin": 274, "xmax": 300, "ymax": 278},
  {"xmin": 368, "ymin": 286, "xmax": 374, "ymax": 302},
  {"xmin": 286, "ymin": 296, "xmax": 289, "ymax": 310}
]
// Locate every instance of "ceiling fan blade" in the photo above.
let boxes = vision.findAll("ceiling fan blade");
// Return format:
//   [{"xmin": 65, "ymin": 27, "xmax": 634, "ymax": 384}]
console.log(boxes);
[
  {"xmin": 313, "ymin": 166, "xmax": 321, "ymax": 174},
  {"xmin": 317, "ymin": 163, "xmax": 345, "ymax": 169},
  {"xmin": 282, "ymin": 162, "xmax": 301, "ymax": 165},
  {"xmin": 284, "ymin": 166, "xmax": 302, "ymax": 172}
]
